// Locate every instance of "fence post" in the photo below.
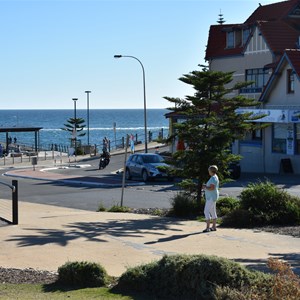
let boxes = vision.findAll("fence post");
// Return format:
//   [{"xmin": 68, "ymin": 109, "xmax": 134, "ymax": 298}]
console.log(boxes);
[{"xmin": 12, "ymin": 180, "xmax": 18, "ymax": 225}]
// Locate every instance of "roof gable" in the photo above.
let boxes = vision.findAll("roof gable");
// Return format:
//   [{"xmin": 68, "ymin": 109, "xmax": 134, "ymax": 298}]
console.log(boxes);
[
  {"xmin": 206, "ymin": 0, "xmax": 300, "ymax": 61},
  {"xmin": 258, "ymin": 19, "xmax": 299, "ymax": 54},
  {"xmin": 245, "ymin": 0, "xmax": 299, "ymax": 23},
  {"xmin": 260, "ymin": 49, "xmax": 300, "ymax": 101}
]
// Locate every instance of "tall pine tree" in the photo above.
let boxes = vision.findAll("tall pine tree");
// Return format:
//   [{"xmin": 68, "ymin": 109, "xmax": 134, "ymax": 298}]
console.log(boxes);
[
  {"xmin": 164, "ymin": 66, "xmax": 263, "ymax": 200},
  {"xmin": 61, "ymin": 117, "xmax": 86, "ymax": 148}
]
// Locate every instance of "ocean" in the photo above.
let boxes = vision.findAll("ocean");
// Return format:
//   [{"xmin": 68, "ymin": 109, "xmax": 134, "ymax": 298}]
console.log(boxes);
[{"xmin": 0, "ymin": 109, "xmax": 169, "ymax": 151}]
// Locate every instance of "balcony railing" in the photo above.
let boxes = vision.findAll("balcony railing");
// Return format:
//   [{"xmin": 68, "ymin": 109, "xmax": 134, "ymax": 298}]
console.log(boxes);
[{"xmin": 240, "ymin": 87, "xmax": 263, "ymax": 94}]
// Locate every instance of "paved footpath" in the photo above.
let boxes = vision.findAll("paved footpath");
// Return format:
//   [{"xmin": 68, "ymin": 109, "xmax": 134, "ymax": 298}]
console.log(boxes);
[
  {"xmin": 0, "ymin": 200, "xmax": 299, "ymax": 277},
  {"xmin": 0, "ymin": 143, "xmax": 299, "ymax": 276}
]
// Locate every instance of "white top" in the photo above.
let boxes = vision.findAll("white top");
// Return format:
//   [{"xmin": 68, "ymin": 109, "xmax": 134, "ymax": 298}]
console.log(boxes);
[{"xmin": 205, "ymin": 174, "xmax": 219, "ymax": 201}]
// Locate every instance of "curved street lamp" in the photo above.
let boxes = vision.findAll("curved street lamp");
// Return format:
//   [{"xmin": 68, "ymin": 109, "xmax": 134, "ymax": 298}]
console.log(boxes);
[{"xmin": 114, "ymin": 55, "xmax": 148, "ymax": 153}]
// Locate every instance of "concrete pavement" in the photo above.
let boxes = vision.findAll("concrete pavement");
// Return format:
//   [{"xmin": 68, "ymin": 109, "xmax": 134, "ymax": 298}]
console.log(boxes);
[
  {"xmin": 0, "ymin": 200, "xmax": 299, "ymax": 277},
  {"xmin": 0, "ymin": 142, "xmax": 299, "ymax": 277}
]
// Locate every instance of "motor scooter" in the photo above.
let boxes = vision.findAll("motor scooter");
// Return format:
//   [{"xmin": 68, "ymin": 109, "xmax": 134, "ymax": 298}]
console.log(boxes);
[{"xmin": 99, "ymin": 150, "xmax": 110, "ymax": 169}]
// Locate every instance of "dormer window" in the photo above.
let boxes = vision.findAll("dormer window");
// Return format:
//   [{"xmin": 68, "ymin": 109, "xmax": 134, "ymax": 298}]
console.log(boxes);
[
  {"xmin": 227, "ymin": 31, "xmax": 234, "ymax": 48},
  {"xmin": 287, "ymin": 69, "xmax": 295, "ymax": 93}
]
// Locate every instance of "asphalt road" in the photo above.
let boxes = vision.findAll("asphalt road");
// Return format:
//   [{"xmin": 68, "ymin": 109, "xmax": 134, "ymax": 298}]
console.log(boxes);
[
  {"xmin": 0, "ymin": 152, "xmax": 179, "ymax": 212},
  {"xmin": 1, "ymin": 151, "xmax": 300, "ymax": 212}
]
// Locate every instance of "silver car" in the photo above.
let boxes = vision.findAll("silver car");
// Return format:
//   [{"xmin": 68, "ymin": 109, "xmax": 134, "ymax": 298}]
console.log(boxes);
[{"xmin": 125, "ymin": 153, "xmax": 173, "ymax": 182}]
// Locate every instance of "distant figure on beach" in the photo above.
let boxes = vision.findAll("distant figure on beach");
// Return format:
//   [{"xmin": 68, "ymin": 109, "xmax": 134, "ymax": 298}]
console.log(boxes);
[
  {"xmin": 8, "ymin": 136, "xmax": 12, "ymax": 145},
  {"xmin": 0, "ymin": 144, "xmax": 3, "ymax": 157},
  {"xmin": 130, "ymin": 134, "xmax": 135, "ymax": 154},
  {"xmin": 14, "ymin": 137, "xmax": 17, "ymax": 144}
]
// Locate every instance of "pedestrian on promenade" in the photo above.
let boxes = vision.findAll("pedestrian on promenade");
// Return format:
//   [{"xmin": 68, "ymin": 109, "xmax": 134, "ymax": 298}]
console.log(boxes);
[
  {"xmin": 202, "ymin": 165, "xmax": 219, "ymax": 232},
  {"xmin": 130, "ymin": 134, "xmax": 135, "ymax": 154},
  {"xmin": 103, "ymin": 137, "xmax": 109, "ymax": 152},
  {"xmin": 0, "ymin": 144, "xmax": 2, "ymax": 157}
]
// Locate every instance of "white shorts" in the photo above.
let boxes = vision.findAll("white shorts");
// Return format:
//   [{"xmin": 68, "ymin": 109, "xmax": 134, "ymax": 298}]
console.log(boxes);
[{"xmin": 204, "ymin": 200, "xmax": 217, "ymax": 220}]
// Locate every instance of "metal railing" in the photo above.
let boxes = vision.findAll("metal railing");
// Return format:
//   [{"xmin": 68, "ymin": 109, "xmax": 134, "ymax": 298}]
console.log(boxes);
[
  {"xmin": 103, "ymin": 128, "xmax": 167, "ymax": 152},
  {"xmin": 0, "ymin": 180, "xmax": 18, "ymax": 225},
  {"xmin": 0, "ymin": 128, "xmax": 168, "ymax": 165}
]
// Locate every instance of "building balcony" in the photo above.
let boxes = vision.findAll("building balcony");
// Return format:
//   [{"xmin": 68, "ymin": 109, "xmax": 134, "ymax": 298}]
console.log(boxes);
[{"xmin": 240, "ymin": 87, "xmax": 263, "ymax": 94}]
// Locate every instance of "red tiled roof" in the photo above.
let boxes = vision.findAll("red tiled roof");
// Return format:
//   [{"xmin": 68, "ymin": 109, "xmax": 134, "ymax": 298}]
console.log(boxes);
[
  {"xmin": 245, "ymin": 0, "xmax": 299, "ymax": 23},
  {"xmin": 205, "ymin": 24, "xmax": 245, "ymax": 59},
  {"xmin": 285, "ymin": 49, "xmax": 300, "ymax": 76},
  {"xmin": 205, "ymin": 0, "xmax": 300, "ymax": 61},
  {"xmin": 258, "ymin": 20, "xmax": 299, "ymax": 53},
  {"xmin": 260, "ymin": 49, "xmax": 300, "ymax": 101}
]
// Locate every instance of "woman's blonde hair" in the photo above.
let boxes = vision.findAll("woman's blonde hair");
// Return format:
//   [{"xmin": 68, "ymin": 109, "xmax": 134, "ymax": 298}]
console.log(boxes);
[{"xmin": 209, "ymin": 165, "xmax": 218, "ymax": 173}]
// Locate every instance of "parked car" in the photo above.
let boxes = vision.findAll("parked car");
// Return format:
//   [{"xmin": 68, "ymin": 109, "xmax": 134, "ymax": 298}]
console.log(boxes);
[{"xmin": 125, "ymin": 153, "xmax": 173, "ymax": 182}]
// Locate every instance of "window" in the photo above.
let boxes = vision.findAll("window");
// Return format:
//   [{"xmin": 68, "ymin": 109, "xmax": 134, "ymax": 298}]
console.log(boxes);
[
  {"xmin": 241, "ymin": 68, "xmax": 269, "ymax": 93},
  {"xmin": 227, "ymin": 31, "xmax": 234, "ymax": 48},
  {"xmin": 246, "ymin": 68, "xmax": 268, "ymax": 88},
  {"xmin": 287, "ymin": 69, "xmax": 295, "ymax": 93},
  {"xmin": 272, "ymin": 124, "xmax": 288, "ymax": 153}
]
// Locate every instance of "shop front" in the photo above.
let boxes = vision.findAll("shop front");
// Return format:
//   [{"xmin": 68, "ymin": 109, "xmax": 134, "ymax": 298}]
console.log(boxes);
[{"xmin": 236, "ymin": 108, "xmax": 300, "ymax": 174}]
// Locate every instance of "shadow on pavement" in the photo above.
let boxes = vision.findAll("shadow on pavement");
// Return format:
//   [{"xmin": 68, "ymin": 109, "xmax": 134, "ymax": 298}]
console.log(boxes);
[{"xmin": 5, "ymin": 217, "xmax": 184, "ymax": 247}]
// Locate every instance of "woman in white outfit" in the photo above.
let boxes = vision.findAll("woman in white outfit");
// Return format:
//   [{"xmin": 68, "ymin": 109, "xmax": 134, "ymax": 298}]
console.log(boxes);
[{"xmin": 202, "ymin": 165, "xmax": 219, "ymax": 232}]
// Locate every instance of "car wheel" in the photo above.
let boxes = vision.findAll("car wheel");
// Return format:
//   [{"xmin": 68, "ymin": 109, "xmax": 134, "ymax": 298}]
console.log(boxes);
[
  {"xmin": 142, "ymin": 169, "xmax": 149, "ymax": 182},
  {"xmin": 125, "ymin": 168, "xmax": 132, "ymax": 180}
]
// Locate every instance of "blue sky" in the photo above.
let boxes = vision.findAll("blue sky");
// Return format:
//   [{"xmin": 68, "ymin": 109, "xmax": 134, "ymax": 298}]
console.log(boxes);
[{"xmin": 0, "ymin": 0, "xmax": 282, "ymax": 110}]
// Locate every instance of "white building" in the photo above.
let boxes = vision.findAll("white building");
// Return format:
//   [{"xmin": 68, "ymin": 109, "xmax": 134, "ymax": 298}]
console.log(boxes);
[{"xmin": 205, "ymin": 0, "xmax": 300, "ymax": 174}]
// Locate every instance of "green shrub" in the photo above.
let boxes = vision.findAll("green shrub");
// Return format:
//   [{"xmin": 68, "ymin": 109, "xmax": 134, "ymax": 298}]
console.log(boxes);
[
  {"xmin": 239, "ymin": 180, "xmax": 300, "ymax": 226},
  {"xmin": 169, "ymin": 192, "xmax": 203, "ymax": 218},
  {"xmin": 57, "ymin": 261, "xmax": 109, "ymax": 287},
  {"xmin": 279, "ymin": 196, "xmax": 300, "ymax": 225},
  {"xmin": 97, "ymin": 202, "xmax": 106, "ymax": 212},
  {"xmin": 221, "ymin": 208, "xmax": 257, "ymax": 228},
  {"xmin": 117, "ymin": 254, "xmax": 271, "ymax": 299},
  {"xmin": 108, "ymin": 205, "xmax": 132, "ymax": 213},
  {"xmin": 217, "ymin": 196, "xmax": 240, "ymax": 217}
]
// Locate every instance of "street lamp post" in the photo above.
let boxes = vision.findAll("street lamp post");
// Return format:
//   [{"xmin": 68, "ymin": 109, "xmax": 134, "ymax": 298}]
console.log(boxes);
[
  {"xmin": 114, "ymin": 54, "xmax": 148, "ymax": 153},
  {"xmin": 72, "ymin": 98, "xmax": 78, "ymax": 151},
  {"xmin": 85, "ymin": 91, "xmax": 91, "ymax": 146}
]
